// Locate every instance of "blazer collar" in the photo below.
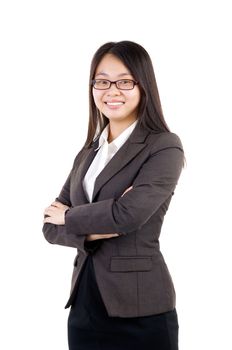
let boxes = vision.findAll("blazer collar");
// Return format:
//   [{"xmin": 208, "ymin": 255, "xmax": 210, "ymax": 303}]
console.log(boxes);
[
  {"xmin": 80, "ymin": 122, "xmax": 151, "ymax": 203},
  {"xmin": 91, "ymin": 121, "xmax": 149, "ymax": 148}
]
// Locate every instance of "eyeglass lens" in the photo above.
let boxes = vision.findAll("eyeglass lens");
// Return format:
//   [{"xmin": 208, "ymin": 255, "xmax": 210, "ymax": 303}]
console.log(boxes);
[{"xmin": 93, "ymin": 79, "xmax": 136, "ymax": 90}]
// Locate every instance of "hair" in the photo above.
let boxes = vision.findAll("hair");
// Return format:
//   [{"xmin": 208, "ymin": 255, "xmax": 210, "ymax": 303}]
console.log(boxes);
[{"xmin": 83, "ymin": 40, "xmax": 171, "ymax": 148}]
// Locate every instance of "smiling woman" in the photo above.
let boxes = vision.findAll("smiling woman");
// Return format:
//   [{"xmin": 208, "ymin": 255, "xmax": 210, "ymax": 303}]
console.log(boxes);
[
  {"xmin": 91, "ymin": 53, "xmax": 141, "ymax": 141},
  {"xmin": 43, "ymin": 40, "xmax": 184, "ymax": 350}
]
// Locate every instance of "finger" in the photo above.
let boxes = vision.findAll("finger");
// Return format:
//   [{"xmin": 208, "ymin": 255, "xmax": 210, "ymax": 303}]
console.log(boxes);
[
  {"xmin": 86, "ymin": 234, "xmax": 101, "ymax": 241},
  {"xmin": 52, "ymin": 202, "xmax": 70, "ymax": 211},
  {"xmin": 44, "ymin": 207, "xmax": 50, "ymax": 216},
  {"xmin": 43, "ymin": 216, "xmax": 53, "ymax": 224},
  {"xmin": 44, "ymin": 206, "xmax": 60, "ymax": 217},
  {"xmin": 44, "ymin": 207, "xmax": 55, "ymax": 216},
  {"xmin": 51, "ymin": 201, "xmax": 62, "ymax": 208},
  {"xmin": 103, "ymin": 233, "xmax": 119, "ymax": 238},
  {"xmin": 44, "ymin": 205, "xmax": 56, "ymax": 215},
  {"xmin": 121, "ymin": 186, "xmax": 133, "ymax": 197}
]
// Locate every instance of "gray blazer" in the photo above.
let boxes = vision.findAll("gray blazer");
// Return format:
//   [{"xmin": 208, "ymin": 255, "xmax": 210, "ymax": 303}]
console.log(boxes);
[{"xmin": 43, "ymin": 122, "xmax": 184, "ymax": 317}]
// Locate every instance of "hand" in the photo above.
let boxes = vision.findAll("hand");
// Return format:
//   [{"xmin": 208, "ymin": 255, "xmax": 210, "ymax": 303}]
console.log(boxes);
[
  {"xmin": 86, "ymin": 186, "xmax": 133, "ymax": 241},
  {"xmin": 43, "ymin": 201, "xmax": 70, "ymax": 225},
  {"xmin": 85, "ymin": 233, "xmax": 119, "ymax": 241},
  {"xmin": 121, "ymin": 186, "xmax": 133, "ymax": 197}
]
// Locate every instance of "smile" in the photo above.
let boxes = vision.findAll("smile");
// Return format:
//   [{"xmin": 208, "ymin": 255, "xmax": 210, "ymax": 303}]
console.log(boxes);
[{"xmin": 105, "ymin": 102, "xmax": 124, "ymax": 106}]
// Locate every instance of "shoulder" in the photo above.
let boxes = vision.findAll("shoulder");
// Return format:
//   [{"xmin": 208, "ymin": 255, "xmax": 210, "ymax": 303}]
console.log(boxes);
[
  {"xmin": 146, "ymin": 131, "xmax": 184, "ymax": 153},
  {"xmin": 71, "ymin": 145, "xmax": 88, "ymax": 169}
]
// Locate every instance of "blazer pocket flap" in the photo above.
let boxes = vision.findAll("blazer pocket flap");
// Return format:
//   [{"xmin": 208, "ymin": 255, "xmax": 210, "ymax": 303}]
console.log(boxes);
[{"xmin": 110, "ymin": 256, "xmax": 152, "ymax": 272}]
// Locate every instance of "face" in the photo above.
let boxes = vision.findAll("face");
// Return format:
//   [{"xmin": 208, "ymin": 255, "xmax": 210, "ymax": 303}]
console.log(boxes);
[{"xmin": 92, "ymin": 54, "xmax": 141, "ymax": 125}]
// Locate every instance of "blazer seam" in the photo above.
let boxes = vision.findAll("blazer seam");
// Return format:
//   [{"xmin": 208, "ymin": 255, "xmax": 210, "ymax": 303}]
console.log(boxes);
[
  {"xmin": 135, "ymin": 233, "xmax": 139, "ymax": 316},
  {"xmin": 149, "ymin": 145, "xmax": 184, "ymax": 157}
]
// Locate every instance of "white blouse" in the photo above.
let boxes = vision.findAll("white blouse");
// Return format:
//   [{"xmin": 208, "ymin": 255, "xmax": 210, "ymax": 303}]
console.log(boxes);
[{"xmin": 83, "ymin": 119, "xmax": 138, "ymax": 202}]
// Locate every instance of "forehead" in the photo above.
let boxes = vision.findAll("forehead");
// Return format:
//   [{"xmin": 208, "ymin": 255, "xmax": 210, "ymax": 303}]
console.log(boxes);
[{"xmin": 95, "ymin": 54, "xmax": 132, "ymax": 78}]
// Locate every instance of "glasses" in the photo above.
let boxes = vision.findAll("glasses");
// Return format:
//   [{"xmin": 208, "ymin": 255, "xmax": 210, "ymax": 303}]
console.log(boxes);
[{"xmin": 92, "ymin": 79, "xmax": 138, "ymax": 90}]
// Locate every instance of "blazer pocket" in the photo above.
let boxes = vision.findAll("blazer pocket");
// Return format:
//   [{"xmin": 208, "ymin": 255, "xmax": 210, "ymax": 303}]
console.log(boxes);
[{"xmin": 110, "ymin": 256, "xmax": 152, "ymax": 272}]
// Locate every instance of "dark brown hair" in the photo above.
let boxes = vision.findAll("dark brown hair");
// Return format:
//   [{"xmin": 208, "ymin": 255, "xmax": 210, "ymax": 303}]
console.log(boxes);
[{"xmin": 84, "ymin": 41, "xmax": 170, "ymax": 148}]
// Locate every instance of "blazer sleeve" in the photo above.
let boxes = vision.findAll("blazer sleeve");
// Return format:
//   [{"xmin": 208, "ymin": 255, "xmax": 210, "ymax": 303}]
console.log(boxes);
[
  {"xmin": 42, "ymin": 148, "xmax": 88, "ymax": 250},
  {"xmin": 64, "ymin": 133, "xmax": 184, "ymax": 243}
]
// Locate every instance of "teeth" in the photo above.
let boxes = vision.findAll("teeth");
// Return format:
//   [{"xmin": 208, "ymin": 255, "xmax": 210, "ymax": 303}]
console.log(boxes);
[{"xmin": 106, "ymin": 102, "xmax": 124, "ymax": 106}]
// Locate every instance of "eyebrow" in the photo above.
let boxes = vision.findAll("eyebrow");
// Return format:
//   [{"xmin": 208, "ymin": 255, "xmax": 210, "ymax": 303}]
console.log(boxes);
[{"xmin": 95, "ymin": 72, "xmax": 132, "ymax": 78}]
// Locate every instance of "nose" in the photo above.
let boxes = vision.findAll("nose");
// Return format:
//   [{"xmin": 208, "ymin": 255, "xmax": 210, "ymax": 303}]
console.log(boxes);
[{"xmin": 106, "ymin": 83, "xmax": 121, "ymax": 96}]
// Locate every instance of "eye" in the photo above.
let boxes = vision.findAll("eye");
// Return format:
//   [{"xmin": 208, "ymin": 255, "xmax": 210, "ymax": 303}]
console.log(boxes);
[
  {"xmin": 93, "ymin": 79, "xmax": 110, "ymax": 89},
  {"xmin": 96, "ymin": 80, "xmax": 108, "ymax": 85},
  {"xmin": 120, "ymin": 80, "xmax": 130, "ymax": 85},
  {"xmin": 100, "ymin": 80, "xmax": 109, "ymax": 85},
  {"xmin": 117, "ymin": 80, "xmax": 134, "ymax": 89}
]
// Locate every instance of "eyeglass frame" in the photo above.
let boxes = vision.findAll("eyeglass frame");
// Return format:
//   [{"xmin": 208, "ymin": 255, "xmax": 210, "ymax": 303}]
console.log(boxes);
[{"xmin": 91, "ymin": 79, "xmax": 139, "ymax": 90}]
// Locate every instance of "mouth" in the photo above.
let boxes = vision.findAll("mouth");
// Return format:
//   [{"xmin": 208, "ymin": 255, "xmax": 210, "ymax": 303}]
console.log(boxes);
[{"xmin": 105, "ymin": 102, "xmax": 125, "ymax": 106}]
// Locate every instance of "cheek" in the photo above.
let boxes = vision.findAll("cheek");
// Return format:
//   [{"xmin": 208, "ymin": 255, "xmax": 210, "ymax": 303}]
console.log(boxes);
[
  {"xmin": 92, "ymin": 89, "xmax": 103, "ymax": 107},
  {"xmin": 128, "ymin": 90, "xmax": 141, "ymax": 107}
]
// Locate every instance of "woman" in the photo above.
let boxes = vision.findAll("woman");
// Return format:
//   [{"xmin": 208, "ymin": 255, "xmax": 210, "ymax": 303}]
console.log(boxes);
[{"xmin": 43, "ymin": 41, "xmax": 184, "ymax": 350}]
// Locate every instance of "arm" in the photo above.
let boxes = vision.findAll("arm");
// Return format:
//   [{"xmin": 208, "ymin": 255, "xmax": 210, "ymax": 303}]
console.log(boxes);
[
  {"xmin": 43, "ymin": 187, "xmax": 132, "ymax": 245},
  {"xmin": 43, "ymin": 133, "xmax": 184, "ymax": 251},
  {"xmin": 64, "ymin": 144, "xmax": 184, "ymax": 237},
  {"xmin": 42, "ymin": 149, "xmax": 83, "ymax": 249},
  {"xmin": 42, "ymin": 150, "xmax": 123, "ymax": 250}
]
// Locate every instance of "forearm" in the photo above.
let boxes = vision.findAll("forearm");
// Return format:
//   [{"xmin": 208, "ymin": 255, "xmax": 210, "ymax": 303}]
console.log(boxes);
[
  {"xmin": 42, "ymin": 223, "xmax": 84, "ymax": 249},
  {"xmin": 65, "ymin": 147, "xmax": 184, "ymax": 237}
]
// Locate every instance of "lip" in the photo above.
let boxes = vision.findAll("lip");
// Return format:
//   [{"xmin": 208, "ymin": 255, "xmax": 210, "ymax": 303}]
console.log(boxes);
[
  {"xmin": 104, "ymin": 100, "xmax": 125, "ymax": 103},
  {"xmin": 104, "ymin": 101, "xmax": 125, "ymax": 110}
]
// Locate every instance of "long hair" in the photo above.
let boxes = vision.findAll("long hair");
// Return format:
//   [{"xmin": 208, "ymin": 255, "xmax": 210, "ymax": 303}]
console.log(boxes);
[{"xmin": 84, "ymin": 41, "xmax": 170, "ymax": 148}]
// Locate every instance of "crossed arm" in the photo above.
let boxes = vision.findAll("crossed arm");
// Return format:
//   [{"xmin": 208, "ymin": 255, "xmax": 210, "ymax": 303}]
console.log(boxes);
[
  {"xmin": 43, "ymin": 134, "xmax": 184, "ymax": 248},
  {"xmin": 43, "ymin": 186, "xmax": 133, "ymax": 241}
]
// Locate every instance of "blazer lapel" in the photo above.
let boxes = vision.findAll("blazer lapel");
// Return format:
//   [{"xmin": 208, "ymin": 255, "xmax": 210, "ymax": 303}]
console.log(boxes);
[
  {"xmin": 92, "ymin": 123, "xmax": 150, "ymax": 202},
  {"xmin": 72, "ymin": 144, "xmax": 98, "ymax": 203},
  {"xmin": 75, "ymin": 123, "xmax": 150, "ymax": 203}
]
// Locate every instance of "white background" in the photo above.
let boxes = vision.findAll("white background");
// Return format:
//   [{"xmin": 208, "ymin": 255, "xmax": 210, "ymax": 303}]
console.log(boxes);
[{"xmin": 0, "ymin": 0, "xmax": 231, "ymax": 349}]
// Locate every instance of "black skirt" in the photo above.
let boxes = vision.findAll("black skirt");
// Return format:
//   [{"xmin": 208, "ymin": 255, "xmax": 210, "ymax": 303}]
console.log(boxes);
[{"xmin": 68, "ymin": 248, "xmax": 179, "ymax": 350}]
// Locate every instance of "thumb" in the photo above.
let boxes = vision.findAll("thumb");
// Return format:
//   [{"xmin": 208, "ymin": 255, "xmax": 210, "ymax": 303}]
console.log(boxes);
[{"xmin": 121, "ymin": 186, "xmax": 133, "ymax": 197}]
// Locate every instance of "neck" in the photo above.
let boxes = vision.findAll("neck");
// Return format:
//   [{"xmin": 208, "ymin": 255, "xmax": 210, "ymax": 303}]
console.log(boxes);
[{"xmin": 108, "ymin": 119, "xmax": 137, "ymax": 143}]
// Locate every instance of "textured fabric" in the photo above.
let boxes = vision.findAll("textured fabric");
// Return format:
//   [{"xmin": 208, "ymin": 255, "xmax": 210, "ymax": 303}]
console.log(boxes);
[
  {"xmin": 68, "ymin": 254, "xmax": 179, "ymax": 350},
  {"xmin": 83, "ymin": 119, "xmax": 138, "ymax": 202},
  {"xmin": 43, "ymin": 123, "xmax": 184, "ymax": 316}
]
